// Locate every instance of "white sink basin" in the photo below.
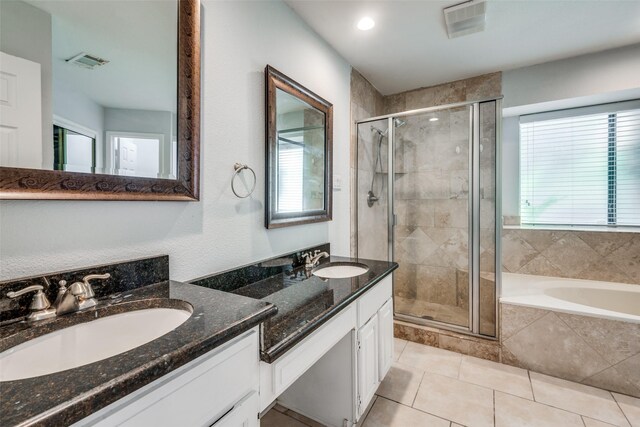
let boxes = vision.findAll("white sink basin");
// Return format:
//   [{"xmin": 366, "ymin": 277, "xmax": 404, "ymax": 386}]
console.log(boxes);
[
  {"xmin": 313, "ymin": 263, "xmax": 369, "ymax": 279},
  {"xmin": 0, "ymin": 307, "xmax": 191, "ymax": 382}
]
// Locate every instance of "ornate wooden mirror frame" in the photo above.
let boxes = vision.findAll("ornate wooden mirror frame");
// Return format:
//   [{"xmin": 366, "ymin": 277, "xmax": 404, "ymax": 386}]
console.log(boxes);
[
  {"xmin": 265, "ymin": 65, "xmax": 333, "ymax": 229},
  {"xmin": 0, "ymin": 0, "xmax": 201, "ymax": 201}
]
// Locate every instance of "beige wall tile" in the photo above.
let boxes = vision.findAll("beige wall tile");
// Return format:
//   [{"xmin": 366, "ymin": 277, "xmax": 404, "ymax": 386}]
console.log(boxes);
[
  {"xmin": 502, "ymin": 231, "xmax": 538, "ymax": 272},
  {"xmin": 613, "ymin": 354, "xmax": 640, "ymax": 391},
  {"xmin": 362, "ymin": 397, "xmax": 449, "ymax": 427},
  {"xmin": 541, "ymin": 233, "xmax": 601, "ymax": 276},
  {"xmin": 499, "ymin": 303, "xmax": 547, "ymax": 340},
  {"xmin": 413, "ymin": 372, "xmax": 494, "ymax": 427},
  {"xmin": 383, "ymin": 93, "xmax": 406, "ymax": 114},
  {"xmin": 574, "ymin": 258, "xmax": 634, "ymax": 284},
  {"xmin": 607, "ymin": 237, "xmax": 640, "ymax": 284},
  {"xmin": 502, "ymin": 312, "xmax": 610, "ymax": 382},
  {"xmin": 494, "ymin": 391, "xmax": 584, "ymax": 427},
  {"xmin": 530, "ymin": 372, "xmax": 630, "ymax": 426},
  {"xmin": 516, "ymin": 229, "xmax": 566, "ymax": 252},
  {"xmin": 394, "ymin": 321, "xmax": 439, "ymax": 346},
  {"xmin": 516, "ymin": 255, "xmax": 564, "ymax": 277},
  {"xmin": 556, "ymin": 312, "xmax": 640, "ymax": 365},
  {"xmin": 465, "ymin": 72, "xmax": 502, "ymax": 100},
  {"xmin": 576, "ymin": 232, "xmax": 634, "ymax": 257}
]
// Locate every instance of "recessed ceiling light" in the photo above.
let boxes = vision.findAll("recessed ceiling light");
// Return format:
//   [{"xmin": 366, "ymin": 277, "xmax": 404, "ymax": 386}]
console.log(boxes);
[
  {"xmin": 429, "ymin": 117, "xmax": 439, "ymax": 122},
  {"xmin": 357, "ymin": 17, "xmax": 375, "ymax": 31}
]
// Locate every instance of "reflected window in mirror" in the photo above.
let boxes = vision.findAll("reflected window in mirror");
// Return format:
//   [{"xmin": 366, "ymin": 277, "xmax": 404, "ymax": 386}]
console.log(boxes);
[
  {"xmin": 265, "ymin": 66, "xmax": 333, "ymax": 228},
  {"xmin": 53, "ymin": 124, "xmax": 96, "ymax": 173}
]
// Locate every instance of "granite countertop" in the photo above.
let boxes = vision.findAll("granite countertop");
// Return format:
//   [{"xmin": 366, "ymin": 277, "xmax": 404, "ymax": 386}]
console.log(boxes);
[
  {"xmin": 0, "ymin": 280, "xmax": 277, "ymax": 427},
  {"xmin": 193, "ymin": 254, "xmax": 398, "ymax": 363}
]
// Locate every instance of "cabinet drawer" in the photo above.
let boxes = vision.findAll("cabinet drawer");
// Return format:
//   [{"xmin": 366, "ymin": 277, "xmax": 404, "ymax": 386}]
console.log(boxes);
[
  {"xmin": 212, "ymin": 392, "xmax": 258, "ymax": 427},
  {"xmin": 86, "ymin": 329, "xmax": 259, "ymax": 427},
  {"xmin": 357, "ymin": 275, "xmax": 392, "ymax": 327}
]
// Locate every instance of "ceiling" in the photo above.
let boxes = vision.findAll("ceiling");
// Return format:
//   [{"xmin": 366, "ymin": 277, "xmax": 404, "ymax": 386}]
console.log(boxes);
[
  {"xmin": 285, "ymin": 0, "xmax": 640, "ymax": 95},
  {"xmin": 28, "ymin": 0, "xmax": 177, "ymax": 112}
]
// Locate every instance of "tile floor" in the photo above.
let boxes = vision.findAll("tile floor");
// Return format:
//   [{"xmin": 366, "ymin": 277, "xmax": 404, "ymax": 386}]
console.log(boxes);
[{"xmin": 261, "ymin": 339, "xmax": 640, "ymax": 427}]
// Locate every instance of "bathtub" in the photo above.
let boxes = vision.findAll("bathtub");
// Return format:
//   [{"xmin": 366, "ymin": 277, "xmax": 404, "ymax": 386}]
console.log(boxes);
[
  {"xmin": 501, "ymin": 273, "xmax": 640, "ymax": 323},
  {"xmin": 499, "ymin": 273, "xmax": 640, "ymax": 397}
]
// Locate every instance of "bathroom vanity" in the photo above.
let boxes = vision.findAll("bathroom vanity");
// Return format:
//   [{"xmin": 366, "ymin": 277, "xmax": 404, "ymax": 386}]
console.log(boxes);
[{"xmin": 0, "ymin": 249, "xmax": 396, "ymax": 427}]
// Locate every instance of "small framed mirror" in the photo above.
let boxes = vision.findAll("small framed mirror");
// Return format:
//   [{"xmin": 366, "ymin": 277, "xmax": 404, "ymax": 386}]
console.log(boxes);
[{"xmin": 265, "ymin": 66, "xmax": 333, "ymax": 229}]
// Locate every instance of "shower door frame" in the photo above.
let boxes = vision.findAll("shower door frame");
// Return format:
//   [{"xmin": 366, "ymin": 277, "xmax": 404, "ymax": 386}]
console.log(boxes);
[{"xmin": 355, "ymin": 97, "xmax": 503, "ymax": 338}]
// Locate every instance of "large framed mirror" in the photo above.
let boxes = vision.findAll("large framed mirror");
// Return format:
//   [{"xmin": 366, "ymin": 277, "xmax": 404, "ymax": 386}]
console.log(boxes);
[
  {"xmin": 265, "ymin": 66, "xmax": 333, "ymax": 229},
  {"xmin": 0, "ymin": 0, "xmax": 200, "ymax": 200}
]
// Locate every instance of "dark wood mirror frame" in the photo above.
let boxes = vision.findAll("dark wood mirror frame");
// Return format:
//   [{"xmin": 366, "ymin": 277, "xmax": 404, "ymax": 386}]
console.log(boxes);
[
  {"xmin": 0, "ymin": 0, "xmax": 200, "ymax": 201},
  {"xmin": 265, "ymin": 65, "xmax": 333, "ymax": 229}
]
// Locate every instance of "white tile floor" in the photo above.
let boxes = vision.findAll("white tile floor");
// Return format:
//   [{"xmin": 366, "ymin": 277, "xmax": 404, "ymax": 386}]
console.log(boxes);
[{"xmin": 262, "ymin": 338, "xmax": 640, "ymax": 427}]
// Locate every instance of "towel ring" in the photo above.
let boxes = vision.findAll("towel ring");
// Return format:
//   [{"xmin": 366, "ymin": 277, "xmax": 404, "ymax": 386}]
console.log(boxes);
[{"xmin": 231, "ymin": 163, "xmax": 256, "ymax": 198}]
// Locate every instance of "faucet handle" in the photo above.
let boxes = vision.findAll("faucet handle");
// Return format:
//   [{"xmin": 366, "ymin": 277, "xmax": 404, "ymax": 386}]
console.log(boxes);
[
  {"xmin": 81, "ymin": 273, "xmax": 111, "ymax": 298},
  {"xmin": 7, "ymin": 285, "xmax": 52, "ymax": 312}
]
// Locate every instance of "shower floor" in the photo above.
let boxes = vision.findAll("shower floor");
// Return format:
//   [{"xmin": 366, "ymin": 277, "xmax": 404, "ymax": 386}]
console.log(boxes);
[{"xmin": 394, "ymin": 296, "xmax": 468, "ymax": 327}]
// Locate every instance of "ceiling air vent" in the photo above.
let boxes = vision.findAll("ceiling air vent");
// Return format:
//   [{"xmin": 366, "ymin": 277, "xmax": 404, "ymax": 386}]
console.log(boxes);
[
  {"xmin": 66, "ymin": 52, "xmax": 109, "ymax": 70},
  {"xmin": 444, "ymin": 0, "xmax": 487, "ymax": 39}
]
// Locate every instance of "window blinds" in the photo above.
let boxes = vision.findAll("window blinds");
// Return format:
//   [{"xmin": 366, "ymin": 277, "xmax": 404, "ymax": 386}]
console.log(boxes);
[
  {"xmin": 277, "ymin": 143, "xmax": 304, "ymax": 213},
  {"xmin": 520, "ymin": 102, "xmax": 640, "ymax": 227}
]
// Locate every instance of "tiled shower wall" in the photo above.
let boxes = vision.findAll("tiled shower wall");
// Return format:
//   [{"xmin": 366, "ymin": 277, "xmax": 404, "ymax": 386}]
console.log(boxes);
[
  {"xmin": 350, "ymin": 69, "xmax": 385, "ymax": 258},
  {"xmin": 503, "ymin": 227, "xmax": 640, "ymax": 285},
  {"xmin": 351, "ymin": 70, "xmax": 502, "ymax": 259}
]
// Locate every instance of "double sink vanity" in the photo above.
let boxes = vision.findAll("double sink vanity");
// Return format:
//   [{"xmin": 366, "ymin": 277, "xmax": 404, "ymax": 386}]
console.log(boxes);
[{"xmin": 0, "ymin": 246, "xmax": 397, "ymax": 426}]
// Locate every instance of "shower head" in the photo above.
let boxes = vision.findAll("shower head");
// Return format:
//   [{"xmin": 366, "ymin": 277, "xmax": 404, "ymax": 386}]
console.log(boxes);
[
  {"xmin": 371, "ymin": 126, "xmax": 385, "ymax": 136},
  {"xmin": 371, "ymin": 118, "xmax": 406, "ymax": 137},
  {"xmin": 394, "ymin": 118, "xmax": 407, "ymax": 128}
]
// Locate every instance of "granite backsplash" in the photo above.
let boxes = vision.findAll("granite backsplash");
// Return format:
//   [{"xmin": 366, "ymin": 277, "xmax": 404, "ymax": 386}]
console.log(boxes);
[{"xmin": 0, "ymin": 255, "xmax": 170, "ymax": 324}]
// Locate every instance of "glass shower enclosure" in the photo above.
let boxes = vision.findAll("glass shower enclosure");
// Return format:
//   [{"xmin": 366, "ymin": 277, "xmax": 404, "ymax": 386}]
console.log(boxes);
[{"xmin": 356, "ymin": 99, "xmax": 501, "ymax": 337}]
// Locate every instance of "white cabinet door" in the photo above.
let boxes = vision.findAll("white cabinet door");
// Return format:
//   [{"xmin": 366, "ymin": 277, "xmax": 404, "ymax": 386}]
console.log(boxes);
[
  {"xmin": 214, "ymin": 392, "xmax": 258, "ymax": 427},
  {"xmin": 357, "ymin": 313, "xmax": 379, "ymax": 418},
  {"xmin": 377, "ymin": 298, "xmax": 393, "ymax": 380}
]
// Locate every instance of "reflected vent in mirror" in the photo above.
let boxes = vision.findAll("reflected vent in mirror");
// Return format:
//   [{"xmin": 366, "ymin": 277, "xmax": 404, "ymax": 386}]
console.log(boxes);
[{"xmin": 66, "ymin": 52, "xmax": 109, "ymax": 69}]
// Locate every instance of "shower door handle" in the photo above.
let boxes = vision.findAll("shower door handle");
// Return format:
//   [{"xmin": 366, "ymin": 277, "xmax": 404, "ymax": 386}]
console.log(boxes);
[{"xmin": 392, "ymin": 214, "xmax": 398, "ymax": 226}]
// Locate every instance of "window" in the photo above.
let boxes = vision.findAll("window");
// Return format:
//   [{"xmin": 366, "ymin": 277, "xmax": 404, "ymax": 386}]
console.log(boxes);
[
  {"xmin": 276, "ymin": 138, "xmax": 304, "ymax": 213},
  {"xmin": 520, "ymin": 101, "xmax": 640, "ymax": 227}
]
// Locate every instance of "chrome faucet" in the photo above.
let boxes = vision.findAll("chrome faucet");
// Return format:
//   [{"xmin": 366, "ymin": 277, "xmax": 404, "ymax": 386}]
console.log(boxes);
[
  {"xmin": 7, "ymin": 273, "xmax": 111, "ymax": 323},
  {"xmin": 302, "ymin": 250, "xmax": 330, "ymax": 270}
]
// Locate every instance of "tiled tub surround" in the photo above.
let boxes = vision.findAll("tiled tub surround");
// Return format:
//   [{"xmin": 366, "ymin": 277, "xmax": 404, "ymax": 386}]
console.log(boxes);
[
  {"xmin": 502, "ymin": 227, "xmax": 640, "ymax": 285},
  {"xmin": 501, "ymin": 274, "xmax": 640, "ymax": 398},
  {"xmin": 190, "ymin": 246, "xmax": 398, "ymax": 362},
  {"xmin": 0, "ymin": 257, "xmax": 276, "ymax": 426}
]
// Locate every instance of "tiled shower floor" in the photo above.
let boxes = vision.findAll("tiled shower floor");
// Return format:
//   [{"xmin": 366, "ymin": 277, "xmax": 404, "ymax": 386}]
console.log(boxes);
[
  {"xmin": 395, "ymin": 296, "xmax": 468, "ymax": 326},
  {"xmin": 262, "ymin": 339, "xmax": 640, "ymax": 427}
]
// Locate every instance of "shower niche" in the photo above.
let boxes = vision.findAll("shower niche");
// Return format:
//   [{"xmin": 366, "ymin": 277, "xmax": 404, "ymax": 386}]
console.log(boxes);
[{"xmin": 355, "ymin": 99, "xmax": 501, "ymax": 338}]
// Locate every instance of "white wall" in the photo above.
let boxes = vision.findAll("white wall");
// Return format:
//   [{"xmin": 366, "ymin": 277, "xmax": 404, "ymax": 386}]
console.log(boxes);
[
  {"xmin": 53, "ymin": 79, "xmax": 105, "ymax": 170},
  {"xmin": 501, "ymin": 44, "xmax": 640, "ymax": 216},
  {"xmin": 503, "ymin": 43, "xmax": 640, "ymax": 116},
  {"xmin": 0, "ymin": 0, "xmax": 351, "ymax": 281}
]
